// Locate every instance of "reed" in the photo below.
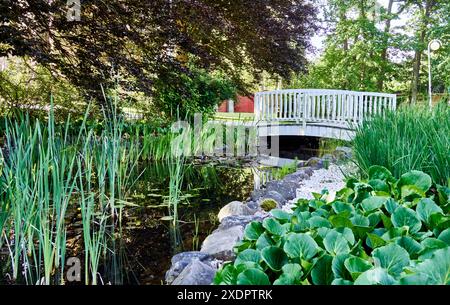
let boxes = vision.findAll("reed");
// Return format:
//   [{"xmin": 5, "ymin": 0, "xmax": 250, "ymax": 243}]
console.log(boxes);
[
  {"xmin": 353, "ymin": 103, "xmax": 450, "ymax": 185},
  {"xmin": 0, "ymin": 99, "xmax": 141, "ymax": 285}
]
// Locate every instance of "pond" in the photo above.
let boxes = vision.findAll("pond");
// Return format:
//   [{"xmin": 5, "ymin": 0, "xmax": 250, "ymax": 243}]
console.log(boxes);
[
  {"xmin": 113, "ymin": 145, "xmax": 322, "ymax": 284},
  {"xmin": 90, "ymin": 138, "xmax": 324, "ymax": 284},
  {"xmin": 0, "ymin": 136, "xmax": 325, "ymax": 285}
]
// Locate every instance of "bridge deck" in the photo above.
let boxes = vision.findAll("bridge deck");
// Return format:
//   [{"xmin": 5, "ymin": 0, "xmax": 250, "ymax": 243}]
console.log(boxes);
[{"xmin": 254, "ymin": 89, "xmax": 396, "ymax": 140}]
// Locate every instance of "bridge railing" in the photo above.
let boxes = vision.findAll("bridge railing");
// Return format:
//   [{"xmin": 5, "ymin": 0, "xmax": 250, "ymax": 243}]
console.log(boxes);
[{"xmin": 254, "ymin": 89, "xmax": 396, "ymax": 125}]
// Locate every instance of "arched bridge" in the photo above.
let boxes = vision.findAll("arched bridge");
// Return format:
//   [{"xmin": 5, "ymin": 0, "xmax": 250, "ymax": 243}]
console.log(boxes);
[{"xmin": 254, "ymin": 89, "xmax": 397, "ymax": 141}]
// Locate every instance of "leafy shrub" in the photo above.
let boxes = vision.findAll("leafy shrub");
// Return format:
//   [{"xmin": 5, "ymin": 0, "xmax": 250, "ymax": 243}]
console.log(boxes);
[
  {"xmin": 214, "ymin": 166, "xmax": 450, "ymax": 285},
  {"xmin": 353, "ymin": 104, "xmax": 450, "ymax": 185},
  {"xmin": 152, "ymin": 67, "xmax": 237, "ymax": 121}
]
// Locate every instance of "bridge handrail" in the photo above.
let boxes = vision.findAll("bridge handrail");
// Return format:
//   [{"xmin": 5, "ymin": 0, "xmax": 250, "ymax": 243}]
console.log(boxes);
[{"xmin": 254, "ymin": 89, "xmax": 397, "ymax": 125}]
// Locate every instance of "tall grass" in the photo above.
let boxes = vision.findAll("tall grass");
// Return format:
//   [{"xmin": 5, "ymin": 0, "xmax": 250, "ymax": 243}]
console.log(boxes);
[
  {"xmin": 0, "ymin": 99, "xmax": 141, "ymax": 285},
  {"xmin": 353, "ymin": 103, "xmax": 449, "ymax": 185}
]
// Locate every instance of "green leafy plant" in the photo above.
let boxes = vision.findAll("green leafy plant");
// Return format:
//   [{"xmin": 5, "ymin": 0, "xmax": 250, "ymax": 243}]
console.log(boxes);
[
  {"xmin": 353, "ymin": 104, "xmax": 450, "ymax": 185},
  {"xmin": 214, "ymin": 166, "xmax": 450, "ymax": 285}
]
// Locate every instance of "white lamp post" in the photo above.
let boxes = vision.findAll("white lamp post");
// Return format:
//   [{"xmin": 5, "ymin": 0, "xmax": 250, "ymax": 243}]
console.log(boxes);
[{"xmin": 427, "ymin": 39, "xmax": 442, "ymax": 108}]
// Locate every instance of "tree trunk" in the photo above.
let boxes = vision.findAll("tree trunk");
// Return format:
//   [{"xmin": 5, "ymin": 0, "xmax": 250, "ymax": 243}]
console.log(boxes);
[
  {"xmin": 377, "ymin": 0, "xmax": 394, "ymax": 91},
  {"xmin": 411, "ymin": 0, "xmax": 434, "ymax": 104}
]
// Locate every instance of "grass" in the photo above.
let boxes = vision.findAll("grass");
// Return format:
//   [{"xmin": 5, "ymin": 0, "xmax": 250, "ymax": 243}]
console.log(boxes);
[{"xmin": 353, "ymin": 102, "xmax": 449, "ymax": 185}]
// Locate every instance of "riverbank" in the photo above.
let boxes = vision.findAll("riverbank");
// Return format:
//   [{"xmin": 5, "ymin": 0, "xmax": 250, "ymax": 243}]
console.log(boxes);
[{"xmin": 165, "ymin": 147, "xmax": 355, "ymax": 285}]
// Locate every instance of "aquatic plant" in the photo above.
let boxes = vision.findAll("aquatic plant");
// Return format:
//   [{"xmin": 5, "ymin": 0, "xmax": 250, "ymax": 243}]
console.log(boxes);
[
  {"xmin": 214, "ymin": 166, "xmax": 450, "ymax": 285},
  {"xmin": 0, "ymin": 100, "xmax": 141, "ymax": 285},
  {"xmin": 353, "ymin": 103, "xmax": 449, "ymax": 185}
]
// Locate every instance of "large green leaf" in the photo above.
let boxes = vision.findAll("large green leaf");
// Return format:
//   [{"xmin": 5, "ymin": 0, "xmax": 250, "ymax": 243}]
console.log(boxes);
[
  {"xmin": 372, "ymin": 244, "xmax": 410, "ymax": 276},
  {"xmin": 384, "ymin": 198, "xmax": 399, "ymax": 214},
  {"xmin": 361, "ymin": 196, "xmax": 387, "ymax": 212},
  {"xmin": 353, "ymin": 183, "xmax": 373, "ymax": 203},
  {"xmin": 270, "ymin": 209, "xmax": 292, "ymax": 223},
  {"xmin": 438, "ymin": 228, "xmax": 450, "ymax": 246},
  {"xmin": 332, "ymin": 201, "xmax": 355, "ymax": 214},
  {"xmin": 235, "ymin": 249, "xmax": 261, "ymax": 266},
  {"xmin": 368, "ymin": 165, "xmax": 394, "ymax": 181},
  {"xmin": 329, "ymin": 212, "xmax": 353, "ymax": 229},
  {"xmin": 395, "ymin": 236, "xmax": 423, "ymax": 258},
  {"xmin": 255, "ymin": 232, "xmax": 274, "ymax": 250},
  {"xmin": 261, "ymin": 246, "xmax": 288, "ymax": 271},
  {"xmin": 416, "ymin": 198, "xmax": 443, "ymax": 226},
  {"xmin": 391, "ymin": 206, "xmax": 422, "ymax": 234},
  {"xmin": 332, "ymin": 253, "xmax": 351, "ymax": 279},
  {"xmin": 336, "ymin": 227, "xmax": 356, "ymax": 245},
  {"xmin": 354, "ymin": 267, "xmax": 396, "ymax": 285},
  {"xmin": 332, "ymin": 278, "xmax": 354, "ymax": 285},
  {"xmin": 263, "ymin": 218, "xmax": 286, "ymax": 236},
  {"xmin": 418, "ymin": 238, "xmax": 448, "ymax": 260},
  {"xmin": 308, "ymin": 216, "xmax": 332, "ymax": 229},
  {"xmin": 273, "ymin": 263, "xmax": 303, "ymax": 285},
  {"xmin": 244, "ymin": 221, "xmax": 264, "ymax": 240},
  {"xmin": 214, "ymin": 264, "xmax": 237, "ymax": 285},
  {"xmin": 283, "ymin": 233, "xmax": 319, "ymax": 261},
  {"xmin": 366, "ymin": 233, "xmax": 387, "ymax": 249},
  {"xmin": 344, "ymin": 256, "xmax": 373, "ymax": 280},
  {"xmin": 311, "ymin": 254, "xmax": 334, "ymax": 285},
  {"xmin": 323, "ymin": 230, "xmax": 350, "ymax": 255},
  {"xmin": 236, "ymin": 268, "xmax": 270, "ymax": 285},
  {"xmin": 291, "ymin": 211, "xmax": 311, "ymax": 231},
  {"xmin": 368, "ymin": 179, "xmax": 390, "ymax": 193},
  {"xmin": 397, "ymin": 170, "xmax": 432, "ymax": 199},
  {"xmin": 402, "ymin": 247, "xmax": 450, "ymax": 285},
  {"xmin": 350, "ymin": 214, "xmax": 370, "ymax": 227}
]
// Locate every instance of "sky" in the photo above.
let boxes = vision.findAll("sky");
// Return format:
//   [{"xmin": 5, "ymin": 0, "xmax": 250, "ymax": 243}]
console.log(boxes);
[{"xmin": 307, "ymin": 0, "xmax": 410, "ymax": 60}]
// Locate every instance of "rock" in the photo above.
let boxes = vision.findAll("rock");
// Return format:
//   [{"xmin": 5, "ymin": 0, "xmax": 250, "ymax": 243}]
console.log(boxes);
[
  {"xmin": 200, "ymin": 225, "xmax": 244, "ymax": 260},
  {"xmin": 250, "ymin": 189, "xmax": 266, "ymax": 202},
  {"xmin": 217, "ymin": 201, "xmax": 254, "ymax": 222},
  {"xmin": 265, "ymin": 180, "xmax": 297, "ymax": 200},
  {"xmin": 321, "ymin": 154, "xmax": 336, "ymax": 162},
  {"xmin": 297, "ymin": 160, "xmax": 307, "ymax": 168},
  {"xmin": 306, "ymin": 157, "xmax": 324, "ymax": 169},
  {"xmin": 333, "ymin": 146, "xmax": 353, "ymax": 160},
  {"xmin": 171, "ymin": 258, "xmax": 216, "ymax": 285},
  {"xmin": 218, "ymin": 215, "xmax": 264, "ymax": 230},
  {"xmin": 246, "ymin": 201, "xmax": 259, "ymax": 210},
  {"xmin": 301, "ymin": 167, "xmax": 314, "ymax": 176},
  {"xmin": 165, "ymin": 251, "xmax": 214, "ymax": 284},
  {"xmin": 283, "ymin": 170, "xmax": 308, "ymax": 183}
]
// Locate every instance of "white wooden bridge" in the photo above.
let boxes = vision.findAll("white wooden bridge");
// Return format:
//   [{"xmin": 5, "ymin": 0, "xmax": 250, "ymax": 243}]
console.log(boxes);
[{"xmin": 254, "ymin": 89, "xmax": 397, "ymax": 141}]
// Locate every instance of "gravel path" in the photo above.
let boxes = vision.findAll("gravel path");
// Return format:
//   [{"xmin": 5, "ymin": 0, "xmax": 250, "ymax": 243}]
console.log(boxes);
[{"xmin": 283, "ymin": 163, "xmax": 357, "ymax": 212}]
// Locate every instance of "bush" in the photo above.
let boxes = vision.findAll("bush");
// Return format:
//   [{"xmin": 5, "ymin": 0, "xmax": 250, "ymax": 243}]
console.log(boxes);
[
  {"xmin": 353, "ymin": 103, "xmax": 450, "ymax": 185},
  {"xmin": 152, "ymin": 67, "xmax": 237, "ymax": 121},
  {"xmin": 214, "ymin": 166, "xmax": 450, "ymax": 285}
]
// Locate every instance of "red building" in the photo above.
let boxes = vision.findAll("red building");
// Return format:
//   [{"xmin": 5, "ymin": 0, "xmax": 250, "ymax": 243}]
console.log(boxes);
[{"xmin": 218, "ymin": 95, "xmax": 254, "ymax": 113}]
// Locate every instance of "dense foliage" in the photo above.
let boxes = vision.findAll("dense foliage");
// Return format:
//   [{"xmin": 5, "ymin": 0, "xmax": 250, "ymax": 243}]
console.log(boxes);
[
  {"xmin": 289, "ymin": 0, "xmax": 449, "ymax": 103},
  {"xmin": 0, "ymin": 0, "xmax": 316, "ymax": 103},
  {"xmin": 152, "ymin": 67, "xmax": 237, "ymax": 120},
  {"xmin": 353, "ymin": 103, "xmax": 450, "ymax": 185},
  {"xmin": 214, "ymin": 166, "xmax": 450, "ymax": 285}
]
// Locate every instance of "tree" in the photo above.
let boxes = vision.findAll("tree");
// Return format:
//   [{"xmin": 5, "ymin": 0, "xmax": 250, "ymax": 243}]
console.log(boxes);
[
  {"xmin": 0, "ymin": 0, "xmax": 317, "ymax": 109},
  {"xmin": 291, "ymin": 0, "xmax": 394, "ymax": 92}
]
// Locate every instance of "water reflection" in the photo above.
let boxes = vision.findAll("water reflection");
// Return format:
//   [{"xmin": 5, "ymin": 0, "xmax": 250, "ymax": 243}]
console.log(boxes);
[{"xmin": 119, "ymin": 160, "xmax": 288, "ymax": 284}]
